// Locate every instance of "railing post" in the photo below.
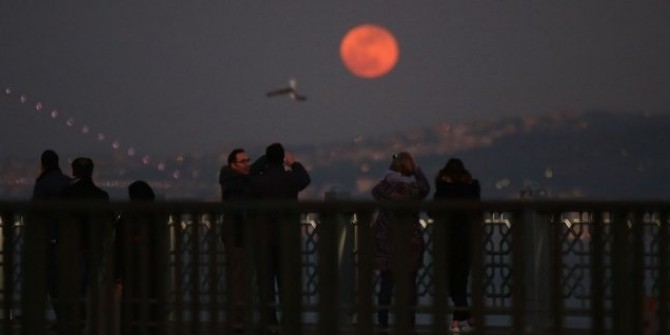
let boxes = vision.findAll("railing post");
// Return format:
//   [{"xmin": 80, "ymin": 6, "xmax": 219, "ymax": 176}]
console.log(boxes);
[
  {"xmin": 611, "ymin": 210, "xmax": 631, "ymax": 335},
  {"xmin": 324, "ymin": 190, "xmax": 356, "ymax": 326},
  {"xmin": 317, "ymin": 209, "xmax": 339, "ymax": 335},
  {"xmin": 280, "ymin": 210, "xmax": 303, "ymax": 335},
  {"xmin": 658, "ymin": 210, "xmax": 669, "ymax": 335},
  {"xmin": 550, "ymin": 211, "xmax": 564, "ymax": 335},
  {"xmin": 430, "ymin": 206, "xmax": 448, "ymax": 335},
  {"xmin": 590, "ymin": 211, "xmax": 606, "ymax": 335},
  {"xmin": 355, "ymin": 211, "xmax": 374, "ymax": 335},
  {"xmin": 207, "ymin": 211, "xmax": 221, "ymax": 334},
  {"xmin": 511, "ymin": 210, "xmax": 526, "ymax": 334},
  {"xmin": 470, "ymin": 209, "xmax": 485, "ymax": 335},
  {"xmin": 630, "ymin": 210, "xmax": 645, "ymax": 334},
  {"xmin": 522, "ymin": 207, "xmax": 553, "ymax": 332},
  {"xmin": 1, "ymin": 212, "xmax": 15, "ymax": 335},
  {"xmin": 22, "ymin": 212, "xmax": 48, "ymax": 334}
]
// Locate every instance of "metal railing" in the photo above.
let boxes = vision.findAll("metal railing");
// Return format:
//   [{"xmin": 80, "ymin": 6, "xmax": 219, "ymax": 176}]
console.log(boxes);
[{"xmin": 0, "ymin": 200, "xmax": 668, "ymax": 334}]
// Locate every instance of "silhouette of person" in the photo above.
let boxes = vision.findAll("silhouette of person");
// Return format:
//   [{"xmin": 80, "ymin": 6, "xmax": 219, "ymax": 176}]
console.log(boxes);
[
  {"xmin": 433, "ymin": 158, "xmax": 480, "ymax": 333},
  {"xmin": 31, "ymin": 149, "xmax": 72, "ymax": 328},
  {"xmin": 371, "ymin": 152, "xmax": 430, "ymax": 332},
  {"xmin": 114, "ymin": 180, "xmax": 166, "ymax": 335},
  {"xmin": 218, "ymin": 148, "xmax": 252, "ymax": 332},
  {"xmin": 59, "ymin": 157, "xmax": 110, "ymax": 331},
  {"xmin": 247, "ymin": 143, "xmax": 311, "ymax": 334}
]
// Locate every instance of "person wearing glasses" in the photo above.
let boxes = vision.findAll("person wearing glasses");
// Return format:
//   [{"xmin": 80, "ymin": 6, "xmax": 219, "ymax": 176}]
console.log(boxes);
[
  {"xmin": 371, "ymin": 152, "xmax": 430, "ymax": 334},
  {"xmin": 219, "ymin": 148, "xmax": 252, "ymax": 332}
]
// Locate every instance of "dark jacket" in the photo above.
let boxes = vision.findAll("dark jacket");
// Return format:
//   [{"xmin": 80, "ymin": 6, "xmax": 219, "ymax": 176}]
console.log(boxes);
[
  {"xmin": 60, "ymin": 178, "xmax": 110, "ymax": 251},
  {"xmin": 433, "ymin": 178, "xmax": 481, "ymax": 252},
  {"xmin": 32, "ymin": 169, "xmax": 72, "ymax": 240},
  {"xmin": 219, "ymin": 165, "xmax": 250, "ymax": 246},
  {"xmin": 247, "ymin": 159, "xmax": 311, "ymax": 247},
  {"xmin": 32, "ymin": 169, "xmax": 72, "ymax": 201},
  {"xmin": 61, "ymin": 178, "xmax": 110, "ymax": 201},
  {"xmin": 248, "ymin": 161, "xmax": 311, "ymax": 200}
]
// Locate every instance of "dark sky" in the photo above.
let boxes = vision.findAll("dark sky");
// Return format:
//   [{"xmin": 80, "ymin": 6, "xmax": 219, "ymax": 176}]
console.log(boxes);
[{"xmin": 2, "ymin": 2, "xmax": 669, "ymax": 160}]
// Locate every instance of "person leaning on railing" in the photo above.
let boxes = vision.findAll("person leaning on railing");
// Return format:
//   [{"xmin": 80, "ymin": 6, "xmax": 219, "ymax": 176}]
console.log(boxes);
[
  {"xmin": 371, "ymin": 152, "xmax": 430, "ymax": 334},
  {"xmin": 432, "ymin": 158, "xmax": 480, "ymax": 334}
]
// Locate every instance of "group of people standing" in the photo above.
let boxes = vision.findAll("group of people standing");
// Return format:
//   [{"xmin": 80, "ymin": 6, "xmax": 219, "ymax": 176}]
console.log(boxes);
[
  {"xmin": 219, "ymin": 146, "xmax": 480, "ymax": 334},
  {"xmin": 370, "ymin": 152, "xmax": 480, "ymax": 334},
  {"xmin": 32, "ymin": 149, "xmax": 163, "ymax": 334},
  {"xmin": 218, "ymin": 143, "xmax": 312, "ymax": 334},
  {"xmin": 30, "ymin": 144, "xmax": 479, "ymax": 334}
]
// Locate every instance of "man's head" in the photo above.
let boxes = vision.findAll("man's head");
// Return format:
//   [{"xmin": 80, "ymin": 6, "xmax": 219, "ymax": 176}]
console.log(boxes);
[
  {"xmin": 71, "ymin": 157, "xmax": 95, "ymax": 179},
  {"xmin": 40, "ymin": 149, "xmax": 60, "ymax": 171},
  {"xmin": 227, "ymin": 148, "xmax": 251, "ymax": 175},
  {"xmin": 265, "ymin": 142, "xmax": 285, "ymax": 164}
]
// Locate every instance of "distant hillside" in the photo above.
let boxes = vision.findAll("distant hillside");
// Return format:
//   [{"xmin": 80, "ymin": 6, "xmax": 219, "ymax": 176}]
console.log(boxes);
[
  {"xmin": 302, "ymin": 111, "xmax": 670, "ymax": 200},
  {"xmin": 2, "ymin": 110, "xmax": 669, "ymax": 200}
]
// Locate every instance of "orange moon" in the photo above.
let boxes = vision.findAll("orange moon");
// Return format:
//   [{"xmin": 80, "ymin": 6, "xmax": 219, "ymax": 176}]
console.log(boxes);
[{"xmin": 340, "ymin": 24, "xmax": 399, "ymax": 79}]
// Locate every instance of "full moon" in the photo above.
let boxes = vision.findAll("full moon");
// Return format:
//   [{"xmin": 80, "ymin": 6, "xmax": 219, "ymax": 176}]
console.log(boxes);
[{"xmin": 340, "ymin": 24, "xmax": 399, "ymax": 79}]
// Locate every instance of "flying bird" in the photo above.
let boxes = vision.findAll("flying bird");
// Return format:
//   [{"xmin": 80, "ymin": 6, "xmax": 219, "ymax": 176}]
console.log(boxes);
[{"xmin": 266, "ymin": 79, "xmax": 307, "ymax": 101}]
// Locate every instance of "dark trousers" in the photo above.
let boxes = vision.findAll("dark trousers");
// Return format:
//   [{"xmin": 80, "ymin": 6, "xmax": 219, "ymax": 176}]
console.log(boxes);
[
  {"xmin": 259, "ymin": 245, "xmax": 282, "ymax": 327},
  {"xmin": 47, "ymin": 246, "xmax": 90, "ymax": 331},
  {"xmin": 449, "ymin": 240, "xmax": 472, "ymax": 321},
  {"xmin": 377, "ymin": 270, "xmax": 418, "ymax": 328},
  {"xmin": 225, "ymin": 244, "xmax": 247, "ymax": 328}
]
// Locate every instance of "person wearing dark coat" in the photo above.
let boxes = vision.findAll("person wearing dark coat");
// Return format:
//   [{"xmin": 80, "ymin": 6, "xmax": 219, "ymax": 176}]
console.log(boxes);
[
  {"xmin": 433, "ymin": 158, "xmax": 480, "ymax": 333},
  {"xmin": 59, "ymin": 157, "xmax": 110, "ymax": 331},
  {"xmin": 247, "ymin": 143, "xmax": 311, "ymax": 333},
  {"xmin": 114, "ymin": 180, "xmax": 166, "ymax": 335},
  {"xmin": 371, "ymin": 152, "xmax": 430, "ymax": 332},
  {"xmin": 31, "ymin": 150, "xmax": 72, "ymax": 328},
  {"xmin": 218, "ymin": 148, "xmax": 252, "ymax": 332}
]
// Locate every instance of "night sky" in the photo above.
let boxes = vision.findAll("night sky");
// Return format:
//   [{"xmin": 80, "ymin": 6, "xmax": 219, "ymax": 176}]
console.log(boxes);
[{"xmin": 2, "ymin": 2, "xmax": 669, "ymax": 160}]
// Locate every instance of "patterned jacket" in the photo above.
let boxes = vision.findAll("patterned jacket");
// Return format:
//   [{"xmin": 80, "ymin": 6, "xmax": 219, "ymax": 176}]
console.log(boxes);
[{"xmin": 371, "ymin": 168, "xmax": 430, "ymax": 271}]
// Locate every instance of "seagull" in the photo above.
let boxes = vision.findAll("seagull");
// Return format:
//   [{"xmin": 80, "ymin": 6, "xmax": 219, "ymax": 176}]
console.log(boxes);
[{"xmin": 266, "ymin": 79, "xmax": 307, "ymax": 101}]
